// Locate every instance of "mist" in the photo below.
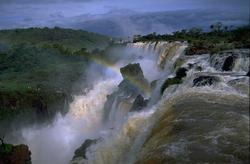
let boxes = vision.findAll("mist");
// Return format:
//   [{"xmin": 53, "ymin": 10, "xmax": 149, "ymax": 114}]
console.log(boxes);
[
  {"xmin": 0, "ymin": 0, "xmax": 249, "ymax": 36},
  {"xmin": 4, "ymin": 43, "xmax": 162, "ymax": 164}
]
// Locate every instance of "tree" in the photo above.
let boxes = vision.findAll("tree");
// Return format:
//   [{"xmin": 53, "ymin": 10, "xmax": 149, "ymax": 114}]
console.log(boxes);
[
  {"xmin": 210, "ymin": 22, "xmax": 223, "ymax": 32},
  {"xmin": 133, "ymin": 35, "xmax": 141, "ymax": 42},
  {"xmin": 210, "ymin": 24, "xmax": 214, "ymax": 31},
  {"xmin": 224, "ymin": 26, "xmax": 228, "ymax": 32},
  {"xmin": 0, "ymin": 136, "xmax": 5, "ymax": 149},
  {"xmin": 188, "ymin": 27, "xmax": 203, "ymax": 36}
]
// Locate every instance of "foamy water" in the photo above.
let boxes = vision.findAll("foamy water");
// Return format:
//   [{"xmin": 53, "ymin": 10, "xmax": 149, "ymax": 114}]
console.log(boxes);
[
  {"xmin": 20, "ymin": 78, "xmax": 119, "ymax": 164},
  {"xmin": 7, "ymin": 42, "xmax": 249, "ymax": 164}
]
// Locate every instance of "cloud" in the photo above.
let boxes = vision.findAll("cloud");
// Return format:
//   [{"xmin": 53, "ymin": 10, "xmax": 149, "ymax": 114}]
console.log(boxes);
[
  {"xmin": 65, "ymin": 9, "xmax": 249, "ymax": 37},
  {"xmin": 0, "ymin": 0, "xmax": 95, "ymax": 4},
  {"xmin": 0, "ymin": 0, "xmax": 249, "ymax": 36},
  {"xmin": 1, "ymin": 0, "xmax": 249, "ymax": 11}
]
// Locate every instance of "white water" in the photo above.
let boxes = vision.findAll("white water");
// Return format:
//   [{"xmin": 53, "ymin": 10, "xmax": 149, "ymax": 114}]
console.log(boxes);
[
  {"xmin": 8, "ymin": 42, "xmax": 249, "ymax": 164},
  {"xmin": 19, "ymin": 78, "xmax": 120, "ymax": 164},
  {"xmin": 11, "ymin": 41, "xmax": 169, "ymax": 164},
  {"xmin": 76, "ymin": 42, "xmax": 188, "ymax": 164},
  {"xmin": 79, "ymin": 44, "xmax": 249, "ymax": 164}
]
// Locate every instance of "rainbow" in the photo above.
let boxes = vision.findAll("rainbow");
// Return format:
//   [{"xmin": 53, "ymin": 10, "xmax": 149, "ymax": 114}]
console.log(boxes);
[{"xmin": 86, "ymin": 55, "xmax": 151, "ymax": 97}]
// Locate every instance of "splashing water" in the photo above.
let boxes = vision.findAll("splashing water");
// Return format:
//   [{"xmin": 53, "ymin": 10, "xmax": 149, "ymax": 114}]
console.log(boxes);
[
  {"xmin": 19, "ymin": 78, "xmax": 120, "ymax": 164},
  {"xmin": 6, "ymin": 41, "xmax": 248, "ymax": 164},
  {"xmin": 75, "ymin": 43, "xmax": 249, "ymax": 164}
]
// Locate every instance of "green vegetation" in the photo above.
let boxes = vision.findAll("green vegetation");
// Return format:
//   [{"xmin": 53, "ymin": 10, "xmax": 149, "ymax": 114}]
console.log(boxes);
[
  {"xmin": 0, "ymin": 143, "xmax": 13, "ymax": 154},
  {"xmin": 0, "ymin": 42, "xmax": 88, "ymax": 119},
  {"xmin": 0, "ymin": 138, "xmax": 31, "ymax": 164},
  {"xmin": 0, "ymin": 27, "xmax": 110, "ymax": 123},
  {"xmin": 0, "ymin": 27, "xmax": 110, "ymax": 51},
  {"xmin": 0, "ymin": 137, "xmax": 13, "ymax": 154},
  {"xmin": 134, "ymin": 23, "xmax": 250, "ymax": 55}
]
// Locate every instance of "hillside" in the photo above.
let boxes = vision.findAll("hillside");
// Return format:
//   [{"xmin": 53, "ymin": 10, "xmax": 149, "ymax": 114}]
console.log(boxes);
[
  {"xmin": 0, "ymin": 27, "xmax": 110, "ymax": 51},
  {"xmin": 0, "ymin": 28, "xmax": 111, "ymax": 132}
]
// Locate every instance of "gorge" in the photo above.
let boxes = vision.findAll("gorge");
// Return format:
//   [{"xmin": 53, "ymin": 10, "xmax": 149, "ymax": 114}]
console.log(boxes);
[
  {"xmin": 0, "ymin": 0, "xmax": 249, "ymax": 163},
  {"xmin": 71, "ymin": 42, "xmax": 249, "ymax": 164},
  {"xmin": 0, "ymin": 18, "xmax": 249, "ymax": 164},
  {"xmin": 2, "ymin": 39, "xmax": 248, "ymax": 164}
]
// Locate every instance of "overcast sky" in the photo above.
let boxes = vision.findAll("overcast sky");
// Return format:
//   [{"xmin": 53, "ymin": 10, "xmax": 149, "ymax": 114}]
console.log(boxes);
[
  {"xmin": 1, "ymin": 0, "xmax": 249, "ymax": 14},
  {"xmin": 0, "ymin": 0, "xmax": 249, "ymax": 36}
]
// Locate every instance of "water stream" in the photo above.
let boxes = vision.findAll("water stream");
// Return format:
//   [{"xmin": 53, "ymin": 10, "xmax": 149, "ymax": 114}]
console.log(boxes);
[{"xmin": 6, "ymin": 42, "xmax": 249, "ymax": 164}]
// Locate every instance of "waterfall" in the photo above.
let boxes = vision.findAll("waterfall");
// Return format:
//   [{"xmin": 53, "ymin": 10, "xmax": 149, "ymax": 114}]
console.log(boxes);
[
  {"xmin": 127, "ymin": 41, "xmax": 187, "ymax": 70},
  {"xmin": 133, "ymin": 48, "xmax": 249, "ymax": 163},
  {"xmin": 18, "ymin": 78, "xmax": 120, "ymax": 164},
  {"xmin": 70, "ymin": 41, "xmax": 188, "ymax": 164},
  {"xmin": 11, "ymin": 41, "xmax": 249, "ymax": 164},
  {"xmin": 74, "ymin": 43, "xmax": 249, "ymax": 164}
]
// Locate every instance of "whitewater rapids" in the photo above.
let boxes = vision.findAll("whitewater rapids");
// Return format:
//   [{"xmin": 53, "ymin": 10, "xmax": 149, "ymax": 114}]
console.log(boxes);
[
  {"xmin": 8, "ymin": 41, "xmax": 249, "ymax": 164},
  {"xmin": 73, "ymin": 42, "xmax": 249, "ymax": 164},
  {"xmin": 17, "ymin": 78, "xmax": 120, "ymax": 164}
]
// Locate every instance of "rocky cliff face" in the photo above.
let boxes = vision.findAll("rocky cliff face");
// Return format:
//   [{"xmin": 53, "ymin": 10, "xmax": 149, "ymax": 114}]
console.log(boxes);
[
  {"xmin": 103, "ymin": 63, "xmax": 150, "ymax": 125},
  {"xmin": 0, "ymin": 143, "xmax": 31, "ymax": 164},
  {"xmin": 120, "ymin": 63, "xmax": 151, "ymax": 95},
  {"xmin": 71, "ymin": 139, "xmax": 98, "ymax": 163}
]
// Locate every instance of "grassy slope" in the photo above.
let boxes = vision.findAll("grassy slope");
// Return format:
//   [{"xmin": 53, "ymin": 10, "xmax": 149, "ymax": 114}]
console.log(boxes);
[{"xmin": 0, "ymin": 28, "xmax": 110, "ymax": 122}]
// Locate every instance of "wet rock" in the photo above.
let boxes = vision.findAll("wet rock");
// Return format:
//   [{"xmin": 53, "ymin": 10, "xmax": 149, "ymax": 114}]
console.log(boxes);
[
  {"xmin": 246, "ymin": 71, "xmax": 250, "ymax": 77},
  {"xmin": 73, "ymin": 139, "xmax": 98, "ymax": 160},
  {"xmin": 195, "ymin": 66, "xmax": 203, "ymax": 71},
  {"xmin": 222, "ymin": 56, "xmax": 235, "ymax": 71},
  {"xmin": 193, "ymin": 76, "xmax": 219, "ymax": 87},
  {"xmin": 120, "ymin": 63, "xmax": 144, "ymax": 82},
  {"xmin": 175, "ymin": 68, "xmax": 188, "ymax": 79},
  {"xmin": 118, "ymin": 80, "xmax": 141, "ymax": 97},
  {"xmin": 103, "ymin": 78, "xmax": 149, "ymax": 122},
  {"xmin": 103, "ymin": 63, "xmax": 151, "ymax": 122},
  {"xmin": 161, "ymin": 68, "xmax": 187, "ymax": 94},
  {"xmin": 161, "ymin": 78, "xmax": 182, "ymax": 94},
  {"xmin": 174, "ymin": 58, "xmax": 185, "ymax": 70},
  {"xmin": 0, "ymin": 143, "xmax": 31, "ymax": 164},
  {"xmin": 187, "ymin": 63, "xmax": 194, "ymax": 69},
  {"xmin": 150, "ymin": 80, "xmax": 158, "ymax": 90},
  {"xmin": 120, "ymin": 63, "xmax": 150, "ymax": 95},
  {"xmin": 103, "ymin": 80, "xmax": 139, "ymax": 122},
  {"xmin": 210, "ymin": 49, "xmax": 249, "ymax": 72},
  {"xmin": 130, "ymin": 95, "xmax": 149, "ymax": 112}
]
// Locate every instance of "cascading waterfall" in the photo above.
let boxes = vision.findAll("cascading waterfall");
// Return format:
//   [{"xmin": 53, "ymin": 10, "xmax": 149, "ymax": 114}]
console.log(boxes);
[
  {"xmin": 127, "ymin": 41, "xmax": 187, "ymax": 70},
  {"xmin": 11, "ymin": 41, "xmax": 185, "ymax": 164},
  {"xmin": 72, "ymin": 41, "xmax": 188, "ymax": 164},
  {"xmin": 9, "ymin": 41, "xmax": 249, "ymax": 164},
  {"xmin": 18, "ymin": 77, "xmax": 120, "ymax": 164},
  {"xmin": 74, "ymin": 42, "xmax": 249, "ymax": 164},
  {"xmin": 134, "ymin": 48, "xmax": 249, "ymax": 163}
]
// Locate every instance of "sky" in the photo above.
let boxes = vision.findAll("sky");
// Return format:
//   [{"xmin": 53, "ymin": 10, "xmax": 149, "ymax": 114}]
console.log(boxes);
[{"xmin": 0, "ymin": 0, "xmax": 249, "ymax": 36}]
